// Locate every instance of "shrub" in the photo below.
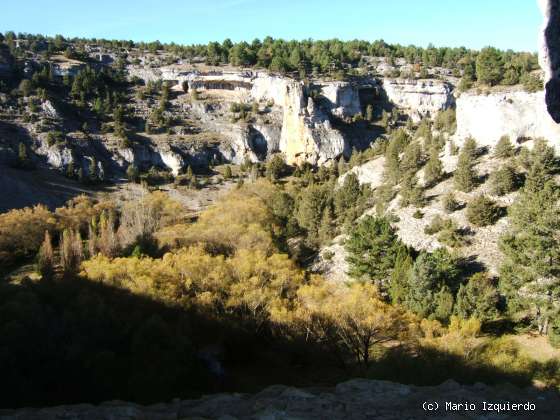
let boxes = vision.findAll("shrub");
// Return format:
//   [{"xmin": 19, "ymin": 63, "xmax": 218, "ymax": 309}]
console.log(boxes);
[
  {"xmin": 412, "ymin": 210, "xmax": 424, "ymax": 219},
  {"xmin": 466, "ymin": 195, "xmax": 501, "ymax": 226},
  {"xmin": 0, "ymin": 205, "xmax": 56, "ymax": 268},
  {"xmin": 424, "ymin": 215, "xmax": 449, "ymax": 235},
  {"xmin": 442, "ymin": 192, "xmax": 460, "ymax": 213},
  {"xmin": 521, "ymin": 73, "xmax": 543, "ymax": 93}
]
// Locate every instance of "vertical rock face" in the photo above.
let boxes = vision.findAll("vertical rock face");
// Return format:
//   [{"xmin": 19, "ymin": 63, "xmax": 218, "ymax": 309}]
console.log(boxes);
[
  {"xmin": 454, "ymin": 90, "xmax": 560, "ymax": 149},
  {"xmin": 540, "ymin": 0, "xmax": 560, "ymax": 122},
  {"xmin": 382, "ymin": 79, "xmax": 454, "ymax": 122},
  {"xmin": 279, "ymin": 82, "xmax": 345, "ymax": 165}
]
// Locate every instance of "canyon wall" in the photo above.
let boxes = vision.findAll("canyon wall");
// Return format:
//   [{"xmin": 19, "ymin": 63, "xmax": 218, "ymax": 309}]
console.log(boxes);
[
  {"xmin": 383, "ymin": 79, "xmax": 454, "ymax": 122},
  {"xmin": 454, "ymin": 90, "xmax": 560, "ymax": 149}
]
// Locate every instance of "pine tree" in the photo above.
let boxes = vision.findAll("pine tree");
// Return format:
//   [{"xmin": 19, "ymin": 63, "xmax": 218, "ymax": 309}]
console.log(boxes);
[
  {"xmin": 499, "ymin": 169, "xmax": 560, "ymax": 336},
  {"xmin": 476, "ymin": 47, "xmax": 504, "ymax": 86},
  {"xmin": 489, "ymin": 165, "xmax": 517, "ymax": 196},
  {"xmin": 424, "ymin": 147, "xmax": 444, "ymax": 186},
  {"xmin": 334, "ymin": 172, "xmax": 361, "ymax": 219},
  {"xmin": 317, "ymin": 206, "xmax": 335, "ymax": 245},
  {"xmin": 493, "ymin": 135, "xmax": 515, "ymax": 159},
  {"xmin": 399, "ymin": 172, "xmax": 425, "ymax": 208},
  {"xmin": 403, "ymin": 248, "xmax": 460, "ymax": 319},
  {"xmin": 455, "ymin": 272, "xmax": 500, "ymax": 322},
  {"xmin": 453, "ymin": 146, "xmax": 477, "ymax": 192},
  {"xmin": 399, "ymin": 142, "xmax": 423, "ymax": 174},
  {"xmin": 383, "ymin": 138, "xmax": 401, "ymax": 185},
  {"xmin": 466, "ymin": 195, "xmax": 501, "ymax": 226},
  {"xmin": 345, "ymin": 216, "xmax": 406, "ymax": 284}
]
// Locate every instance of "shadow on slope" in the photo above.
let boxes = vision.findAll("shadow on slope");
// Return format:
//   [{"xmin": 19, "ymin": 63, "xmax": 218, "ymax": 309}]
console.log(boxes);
[{"xmin": 1, "ymin": 272, "xmax": 558, "ymax": 410}]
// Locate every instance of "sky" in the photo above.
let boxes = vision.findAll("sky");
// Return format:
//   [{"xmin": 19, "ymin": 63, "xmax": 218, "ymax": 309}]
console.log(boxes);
[{"xmin": 0, "ymin": 0, "xmax": 542, "ymax": 52}]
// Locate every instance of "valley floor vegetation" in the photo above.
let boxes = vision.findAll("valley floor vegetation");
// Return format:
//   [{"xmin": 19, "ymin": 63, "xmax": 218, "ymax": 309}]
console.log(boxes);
[{"xmin": 2, "ymin": 118, "xmax": 560, "ymax": 407}]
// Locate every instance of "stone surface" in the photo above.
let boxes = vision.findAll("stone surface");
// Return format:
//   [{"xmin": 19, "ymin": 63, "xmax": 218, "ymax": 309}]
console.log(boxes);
[
  {"xmin": 382, "ymin": 79, "xmax": 455, "ymax": 122},
  {"xmin": 2, "ymin": 379, "xmax": 558, "ymax": 419},
  {"xmin": 454, "ymin": 90, "xmax": 560, "ymax": 150},
  {"xmin": 539, "ymin": 0, "xmax": 560, "ymax": 122}
]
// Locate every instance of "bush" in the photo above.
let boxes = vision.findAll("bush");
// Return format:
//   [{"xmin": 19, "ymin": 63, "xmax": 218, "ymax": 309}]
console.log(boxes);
[
  {"xmin": 424, "ymin": 215, "xmax": 450, "ymax": 235},
  {"xmin": 521, "ymin": 73, "xmax": 543, "ymax": 93},
  {"xmin": 466, "ymin": 195, "xmax": 501, "ymax": 226},
  {"xmin": 0, "ymin": 205, "xmax": 56, "ymax": 268},
  {"xmin": 442, "ymin": 192, "xmax": 461, "ymax": 213}
]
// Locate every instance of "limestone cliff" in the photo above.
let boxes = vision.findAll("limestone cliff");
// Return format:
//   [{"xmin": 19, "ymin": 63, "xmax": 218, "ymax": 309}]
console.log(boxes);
[
  {"xmin": 454, "ymin": 89, "xmax": 560, "ymax": 149},
  {"xmin": 279, "ymin": 83, "xmax": 345, "ymax": 165},
  {"xmin": 383, "ymin": 79, "xmax": 454, "ymax": 122}
]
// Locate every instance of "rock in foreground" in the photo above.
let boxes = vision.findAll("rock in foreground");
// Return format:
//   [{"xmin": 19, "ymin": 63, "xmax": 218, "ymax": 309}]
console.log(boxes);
[{"xmin": 2, "ymin": 379, "xmax": 559, "ymax": 419}]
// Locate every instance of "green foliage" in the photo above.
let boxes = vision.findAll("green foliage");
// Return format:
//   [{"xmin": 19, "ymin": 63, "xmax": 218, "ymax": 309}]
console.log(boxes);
[
  {"xmin": 334, "ymin": 172, "xmax": 362, "ymax": 223},
  {"xmin": 442, "ymin": 192, "xmax": 461, "ymax": 213},
  {"xmin": 403, "ymin": 248, "xmax": 460, "ymax": 321},
  {"xmin": 223, "ymin": 165, "xmax": 233, "ymax": 179},
  {"xmin": 455, "ymin": 272, "xmax": 500, "ymax": 322},
  {"xmin": 383, "ymin": 129, "xmax": 409, "ymax": 185},
  {"xmin": 399, "ymin": 173, "xmax": 425, "ymax": 208},
  {"xmin": 345, "ymin": 216, "xmax": 406, "ymax": 284},
  {"xmin": 493, "ymin": 135, "xmax": 515, "ymax": 159},
  {"xmin": 265, "ymin": 154, "xmax": 286, "ymax": 181},
  {"xmin": 466, "ymin": 195, "xmax": 502, "ymax": 227},
  {"xmin": 424, "ymin": 147, "xmax": 444, "ymax": 187},
  {"xmin": 399, "ymin": 142, "xmax": 424, "ymax": 174},
  {"xmin": 434, "ymin": 108, "xmax": 457, "ymax": 134},
  {"xmin": 453, "ymin": 141, "xmax": 478, "ymax": 192},
  {"xmin": 521, "ymin": 73, "xmax": 543, "ymax": 93},
  {"xmin": 295, "ymin": 183, "xmax": 331, "ymax": 242},
  {"xmin": 489, "ymin": 165, "xmax": 517, "ymax": 196},
  {"xmin": 499, "ymin": 170, "xmax": 560, "ymax": 332},
  {"xmin": 476, "ymin": 47, "xmax": 504, "ymax": 86}
]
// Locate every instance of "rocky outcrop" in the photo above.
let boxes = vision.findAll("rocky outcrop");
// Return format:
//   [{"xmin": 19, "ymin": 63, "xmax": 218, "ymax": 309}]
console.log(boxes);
[
  {"xmin": 280, "ymin": 84, "xmax": 345, "ymax": 165},
  {"xmin": 382, "ymin": 79, "xmax": 454, "ymax": 122},
  {"xmin": 2, "ymin": 379, "xmax": 557, "ymax": 419},
  {"xmin": 454, "ymin": 90, "xmax": 560, "ymax": 149},
  {"xmin": 539, "ymin": 0, "xmax": 560, "ymax": 122},
  {"xmin": 319, "ymin": 81, "xmax": 362, "ymax": 117}
]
